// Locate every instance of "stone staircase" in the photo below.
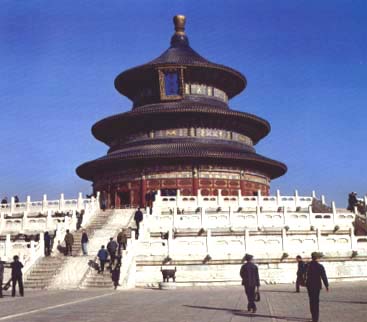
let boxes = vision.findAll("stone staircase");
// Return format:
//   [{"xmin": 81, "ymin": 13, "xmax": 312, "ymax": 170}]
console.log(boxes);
[
  {"xmin": 82, "ymin": 268, "xmax": 114, "ymax": 288},
  {"xmin": 24, "ymin": 209, "xmax": 114, "ymax": 289}
]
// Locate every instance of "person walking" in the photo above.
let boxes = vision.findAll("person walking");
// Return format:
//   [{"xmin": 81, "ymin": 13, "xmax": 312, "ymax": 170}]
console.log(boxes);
[
  {"xmin": 64, "ymin": 230, "xmax": 74, "ymax": 256},
  {"xmin": 107, "ymin": 237, "xmax": 118, "ymax": 266},
  {"xmin": 11, "ymin": 256, "xmax": 24, "ymax": 297},
  {"xmin": 306, "ymin": 252, "xmax": 329, "ymax": 322},
  {"xmin": 81, "ymin": 230, "xmax": 89, "ymax": 256},
  {"xmin": 134, "ymin": 207, "xmax": 143, "ymax": 238},
  {"xmin": 296, "ymin": 255, "xmax": 306, "ymax": 292},
  {"xmin": 117, "ymin": 229, "xmax": 128, "ymax": 255},
  {"xmin": 240, "ymin": 254, "xmax": 260, "ymax": 313},
  {"xmin": 0, "ymin": 257, "xmax": 4, "ymax": 298},
  {"xmin": 97, "ymin": 245, "xmax": 108, "ymax": 274},
  {"xmin": 111, "ymin": 255, "xmax": 121, "ymax": 290},
  {"xmin": 44, "ymin": 231, "xmax": 51, "ymax": 256}
]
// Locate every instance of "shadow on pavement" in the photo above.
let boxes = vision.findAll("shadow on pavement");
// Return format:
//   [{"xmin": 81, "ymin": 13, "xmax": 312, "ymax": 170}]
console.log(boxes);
[{"xmin": 184, "ymin": 305, "xmax": 310, "ymax": 321}]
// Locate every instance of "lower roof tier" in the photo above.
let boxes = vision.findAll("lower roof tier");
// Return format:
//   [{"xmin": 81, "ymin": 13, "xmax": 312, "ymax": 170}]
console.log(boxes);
[
  {"xmin": 92, "ymin": 100, "xmax": 270, "ymax": 146},
  {"xmin": 76, "ymin": 141, "xmax": 287, "ymax": 181}
]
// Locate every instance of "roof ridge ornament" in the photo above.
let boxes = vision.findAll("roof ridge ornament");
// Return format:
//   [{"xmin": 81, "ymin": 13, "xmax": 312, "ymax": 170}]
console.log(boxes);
[{"xmin": 171, "ymin": 14, "xmax": 189, "ymax": 47}]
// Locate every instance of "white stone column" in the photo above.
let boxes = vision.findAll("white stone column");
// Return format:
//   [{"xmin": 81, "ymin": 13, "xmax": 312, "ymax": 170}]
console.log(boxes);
[
  {"xmin": 331, "ymin": 201, "xmax": 337, "ymax": 225},
  {"xmin": 22, "ymin": 211, "xmax": 28, "ymax": 231},
  {"xmin": 244, "ymin": 229, "xmax": 249, "ymax": 253},
  {"xmin": 59, "ymin": 193, "xmax": 65, "ymax": 211},
  {"xmin": 173, "ymin": 207, "xmax": 177, "ymax": 229},
  {"xmin": 294, "ymin": 190, "xmax": 299, "ymax": 208},
  {"xmin": 276, "ymin": 189, "xmax": 281, "ymax": 208},
  {"xmin": 312, "ymin": 190, "xmax": 317, "ymax": 199},
  {"xmin": 26, "ymin": 196, "xmax": 31, "ymax": 212},
  {"xmin": 257, "ymin": 190, "xmax": 262, "ymax": 207},
  {"xmin": 316, "ymin": 229, "xmax": 321, "ymax": 252},
  {"xmin": 217, "ymin": 189, "xmax": 222, "ymax": 206},
  {"xmin": 10, "ymin": 197, "xmax": 15, "ymax": 215},
  {"xmin": 308, "ymin": 206, "xmax": 313, "ymax": 226},
  {"xmin": 42, "ymin": 194, "xmax": 48, "ymax": 212},
  {"xmin": 176, "ymin": 189, "xmax": 180, "ymax": 209},
  {"xmin": 350, "ymin": 227, "xmax": 356, "ymax": 251},
  {"xmin": 281, "ymin": 228, "xmax": 287, "ymax": 252},
  {"xmin": 30, "ymin": 240, "xmax": 35, "ymax": 260},
  {"xmin": 77, "ymin": 192, "xmax": 83, "ymax": 211},
  {"xmin": 256, "ymin": 206, "xmax": 261, "ymax": 228},
  {"xmin": 321, "ymin": 195, "xmax": 326, "ymax": 205}
]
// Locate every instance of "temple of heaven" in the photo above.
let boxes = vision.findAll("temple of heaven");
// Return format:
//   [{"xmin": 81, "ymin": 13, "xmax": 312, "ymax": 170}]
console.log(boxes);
[{"xmin": 76, "ymin": 15, "xmax": 287, "ymax": 208}]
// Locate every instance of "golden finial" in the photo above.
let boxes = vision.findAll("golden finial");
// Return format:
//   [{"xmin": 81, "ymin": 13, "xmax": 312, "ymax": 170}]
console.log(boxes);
[{"xmin": 173, "ymin": 15, "xmax": 186, "ymax": 35}]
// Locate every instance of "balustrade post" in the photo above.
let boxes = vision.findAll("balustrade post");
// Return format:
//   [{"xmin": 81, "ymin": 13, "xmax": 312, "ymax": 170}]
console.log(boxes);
[
  {"xmin": 244, "ymin": 229, "xmax": 249, "ymax": 253},
  {"xmin": 237, "ymin": 189, "xmax": 241, "ymax": 208},
  {"xmin": 131, "ymin": 230, "xmax": 136, "ymax": 243},
  {"xmin": 30, "ymin": 240, "xmax": 35, "ymax": 260},
  {"xmin": 167, "ymin": 229, "xmax": 174, "ymax": 259},
  {"xmin": 71, "ymin": 210, "xmax": 77, "ymax": 230},
  {"xmin": 354, "ymin": 206, "xmax": 358, "ymax": 215},
  {"xmin": 294, "ymin": 190, "xmax": 299, "ymax": 208},
  {"xmin": 281, "ymin": 228, "xmax": 287, "ymax": 252},
  {"xmin": 331, "ymin": 201, "xmax": 337, "ymax": 225},
  {"xmin": 77, "ymin": 192, "xmax": 83, "ymax": 211},
  {"xmin": 64, "ymin": 215, "xmax": 70, "ymax": 230},
  {"xmin": 256, "ymin": 206, "xmax": 261, "ymax": 228},
  {"xmin": 364, "ymin": 195, "xmax": 367, "ymax": 208},
  {"xmin": 308, "ymin": 206, "xmax": 313, "ymax": 226},
  {"xmin": 176, "ymin": 189, "xmax": 180, "ymax": 209},
  {"xmin": 217, "ymin": 189, "xmax": 222, "ymax": 205},
  {"xmin": 316, "ymin": 229, "xmax": 321, "ymax": 252},
  {"xmin": 42, "ymin": 194, "xmax": 48, "ymax": 212},
  {"xmin": 312, "ymin": 190, "xmax": 317, "ymax": 199},
  {"xmin": 350, "ymin": 227, "xmax": 356, "ymax": 251},
  {"xmin": 257, "ymin": 190, "xmax": 262, "ymax": 207},
  {"xmin": 197, "ymin": 189, "xmax": 202, "ymax": 208},
  {"xmin": 5, "ymin": 234, "xmax": 12, "ymax": 259},
  {"xmin": 0, "ymin": 213, "xmax": 4, "ymax": 233},
  {"xmin": 276, "ymin": 189, "xmax": 281, "ymax": 208},
  {"xmin": 10, "ymin": 197, "xmax": 15, "ymax": 215},
  {"xmin": 26, "ymin": 196, "xmax": 31, "ymax": 212},
  {"xmin": 321, "ymin": 195, "xmax": 326, "ymax": 205},
  {"xmin": 22, "ymin": 211, "xmax": 28, "ymax": 231},
  {"xmin": 173, "ymin": 207, "xmax": 177, "ymax": 229},
  {"xmin": 59, "ymin": 193, "xmax": 65, "ymax": 211}
]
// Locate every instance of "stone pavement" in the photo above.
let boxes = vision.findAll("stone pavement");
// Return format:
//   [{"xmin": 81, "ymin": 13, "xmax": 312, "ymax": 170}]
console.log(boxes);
[{"xmin": 0, "ymin": 282, "xmax": 366, "ymax": 322}]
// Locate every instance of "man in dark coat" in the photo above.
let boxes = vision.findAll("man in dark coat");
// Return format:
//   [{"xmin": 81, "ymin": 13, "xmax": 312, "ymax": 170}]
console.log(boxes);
[
  {"xmin": 0, "ymin": 257, "xmax": 4, "ymax": 298},
  {"xmin": 107, "ymin": 237, "xmax": 118, "ymax": 265},
  {"xmin": 11, "ymin": 255, "xmax": 24, "ymax": 297},
  {"xmin": 44, "ymin": 231, "xmax": 51, "ymax": 256},
  {"xmin": 117, "ymin": 229, "xmax": 128, "ymax": 255},
  {"xmin": 306, "ymin": 252, "xmax": 329, "ymax": 322},
  {"xmin": 134, "ymin": 207, "xmax": 143, "ymax": 238},
  {"xmin": 81, "ymin": 230, "xmax": 89, "ymax": 256},
  {"xmin": 240, "ymin": 254, "xmax": 260, "ymax": 313},
  {"xmin": 296, "ymin": 255, "xmax": 306, "ymax": 292},
  {"xmin": 64, "ymin": 230, "xmax": 74, "ymax": 256},
  {"xmin": 97, "ymin": 245, "xmax": 108, "ymax": 274}
]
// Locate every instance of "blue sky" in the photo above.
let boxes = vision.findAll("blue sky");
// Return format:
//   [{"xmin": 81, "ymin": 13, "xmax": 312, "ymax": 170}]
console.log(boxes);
[{"xmin": 0, "ymin": 0, "xmax": 366, "ymax": 206}]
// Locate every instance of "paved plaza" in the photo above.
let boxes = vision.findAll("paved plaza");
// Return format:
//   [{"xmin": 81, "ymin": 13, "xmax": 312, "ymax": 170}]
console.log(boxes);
[{"xmin": 0, "ymin": 282, "xmax": 366, "ymax": 322}]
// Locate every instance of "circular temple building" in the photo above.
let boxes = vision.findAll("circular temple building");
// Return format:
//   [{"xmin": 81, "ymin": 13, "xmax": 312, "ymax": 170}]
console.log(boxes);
[{"xmin": 76, "ymin": 15, "xmax": 287, "ymax": 208}]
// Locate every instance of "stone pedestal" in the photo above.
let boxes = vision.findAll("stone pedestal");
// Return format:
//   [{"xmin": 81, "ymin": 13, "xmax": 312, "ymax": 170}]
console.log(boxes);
[{"xmin": 159, "ymin": 282, "xmax": 177, "ymax": 290}]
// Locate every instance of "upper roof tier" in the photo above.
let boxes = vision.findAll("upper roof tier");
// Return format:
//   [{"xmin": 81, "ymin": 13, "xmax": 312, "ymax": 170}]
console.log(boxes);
[{"xmin": 114, "ymin": 15, "xmax": 247, "ymax": 108}]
